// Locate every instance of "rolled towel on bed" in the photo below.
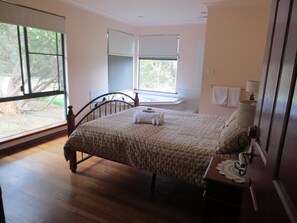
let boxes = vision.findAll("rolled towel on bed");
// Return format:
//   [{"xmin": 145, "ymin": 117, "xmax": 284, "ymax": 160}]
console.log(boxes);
[{"xmin": 133, "ymin": 110, "xmax": 164, "ymax": 126}]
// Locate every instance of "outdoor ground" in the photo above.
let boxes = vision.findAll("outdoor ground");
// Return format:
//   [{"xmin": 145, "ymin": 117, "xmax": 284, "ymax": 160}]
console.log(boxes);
[{"xmin": 0, "ymin": 101, "xmax": 65, "ymax": 140}]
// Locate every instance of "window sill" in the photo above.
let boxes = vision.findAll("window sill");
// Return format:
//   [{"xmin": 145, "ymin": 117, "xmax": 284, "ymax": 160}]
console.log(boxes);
[
  {"xmin": 122, "ymin": 90, "xmax": 184, "ymax": 105},
  {"xmin": 134, "ymin": 89, "xmax": 177, "ymax": 95},
  {"xmin": 0, "ymin": 122, "xmax": 67, "ymax": 151}
]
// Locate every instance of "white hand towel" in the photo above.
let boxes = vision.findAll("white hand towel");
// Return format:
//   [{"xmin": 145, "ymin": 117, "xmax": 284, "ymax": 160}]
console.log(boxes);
[
  {"xmin": 228, "ymin": 87, "xmax": 241, "ymax": 107},
  {"xmin": 152, "ymin": 112, "xmax": 164, "ymax": 126},
  {"xmin": 133, "ymin": 111, "xmax": 164, "ymax": 126},
  {"xmin": 212, "ymin": 86, "xmax": 228, "ymax": 105}
]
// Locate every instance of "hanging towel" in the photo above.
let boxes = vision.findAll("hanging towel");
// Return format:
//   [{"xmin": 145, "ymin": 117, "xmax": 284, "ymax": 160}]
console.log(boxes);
[
  {"xmin": 228, "ymin": 87, "xmax": 241, "ymax": 107},
  {"xmin": 212, "ymin": 86, "xmax": 228, "ymax": 105}
]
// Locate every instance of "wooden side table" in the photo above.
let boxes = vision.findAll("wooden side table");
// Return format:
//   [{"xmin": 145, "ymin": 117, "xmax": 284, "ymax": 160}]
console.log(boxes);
[{"xmin": 202, "ymin": 157, "xmax": 244, "ymax": 223}]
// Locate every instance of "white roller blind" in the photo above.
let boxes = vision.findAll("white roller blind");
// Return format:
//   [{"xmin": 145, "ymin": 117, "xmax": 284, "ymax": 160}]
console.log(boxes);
[
  {"xmin": 108, "ymin": 30, "xmax": 134, "ymax": 57},
  {"xmin": 139, "ymin": 35, "xmax": 179, "ymax": 59},
  {"xmin": 0, "ymin": 1, "xmax": 65, "ymax": 33}
]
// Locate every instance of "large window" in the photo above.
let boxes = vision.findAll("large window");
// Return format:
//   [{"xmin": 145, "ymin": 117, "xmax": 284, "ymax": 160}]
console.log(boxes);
[
  {"xmin": 138, "ymin": 35, "xmax": 179, "ymax": 93},
  {"xmin": 108, "ymin": 30, "xmax": 134, "ymax": 92},
  {"xmin": 0, "ymin": 22, "xmax": 66, "ymax": 140}
]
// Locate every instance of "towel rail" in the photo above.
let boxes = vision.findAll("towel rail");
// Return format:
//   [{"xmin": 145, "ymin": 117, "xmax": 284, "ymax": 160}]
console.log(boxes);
[{"xmin": 210, "ymin": 85, "xmax": 245, "ymax": 90}]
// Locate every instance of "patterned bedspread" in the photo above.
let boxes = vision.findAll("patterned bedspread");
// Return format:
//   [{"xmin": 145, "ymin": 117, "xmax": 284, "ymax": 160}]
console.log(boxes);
[{"xmin": 64, "ymin": 107, "xmax": 237, "ymax": 187}]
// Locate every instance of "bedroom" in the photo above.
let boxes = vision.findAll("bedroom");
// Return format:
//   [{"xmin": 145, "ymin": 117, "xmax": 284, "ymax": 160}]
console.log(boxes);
[
  {"xmin": 2, "ymin": 0, "xmax": 296, "ymax": 222},
  {"xmin": 0, "ymin": 0, "xmax": 270, "ymax": 149}
]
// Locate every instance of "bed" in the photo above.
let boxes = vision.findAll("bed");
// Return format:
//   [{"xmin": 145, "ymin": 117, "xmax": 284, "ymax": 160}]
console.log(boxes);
[{"xmin": 64, "ymin": 92, "xmax": 240, "ymax": 188}]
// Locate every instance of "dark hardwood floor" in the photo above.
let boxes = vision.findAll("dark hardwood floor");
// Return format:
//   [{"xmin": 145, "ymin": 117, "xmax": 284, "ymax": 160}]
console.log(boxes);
[{"xmin": 0, "ymin": 136, "xmax": 203, "ymax": 223}]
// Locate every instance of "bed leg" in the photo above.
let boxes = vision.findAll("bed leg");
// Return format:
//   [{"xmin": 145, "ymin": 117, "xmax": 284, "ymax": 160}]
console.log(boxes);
[
  {"xmin": 69, "ymin": 151, "xmax": 77, "ymax": 173},
  {"xmin": 151, "ymin": 172, "xmax": 157, "ymax": 193}
]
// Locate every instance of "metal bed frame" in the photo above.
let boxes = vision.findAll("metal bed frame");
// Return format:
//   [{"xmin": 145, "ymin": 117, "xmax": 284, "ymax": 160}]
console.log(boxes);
[{"xmin": 66, "ymin": 92, "xmax": 139, "ymax": 171}]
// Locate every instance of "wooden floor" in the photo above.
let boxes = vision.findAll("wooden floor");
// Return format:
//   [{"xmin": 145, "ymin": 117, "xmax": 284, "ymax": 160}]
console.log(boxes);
[{"xmin": 0, "ymin": 136, "xmax": 204, "ymax": 223}]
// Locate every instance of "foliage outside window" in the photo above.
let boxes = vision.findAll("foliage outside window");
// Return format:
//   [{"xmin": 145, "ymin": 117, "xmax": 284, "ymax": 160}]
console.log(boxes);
[
  {"xmin": 138, "ymin": 59, "xmax": 177, "ymax": 93},
  {"xmin": 0, "ymin": 22, "xmax": 66, "ymax": 141}
]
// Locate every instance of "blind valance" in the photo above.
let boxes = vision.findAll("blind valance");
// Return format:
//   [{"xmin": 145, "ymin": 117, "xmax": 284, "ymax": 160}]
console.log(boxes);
[
  {"xmin": 139, "ymin": 35, "xmax": 179, "ymax": 59},
  {"xmin": 108, "ymin": 30, "xmax": 134, "ymax": 57},
  {"xmin": 0, "ymin": 1, "xmax": 65, "ymax": 33}
]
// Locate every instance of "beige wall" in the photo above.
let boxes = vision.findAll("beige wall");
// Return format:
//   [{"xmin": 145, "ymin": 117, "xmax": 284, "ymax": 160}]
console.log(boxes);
[
  {"xmin": 136, "ymin": 24, "xmax": 206, "ymax": 112},
  {"xmin": 199, "ymin": 0, "xmax": 271, "ymax": 116}
]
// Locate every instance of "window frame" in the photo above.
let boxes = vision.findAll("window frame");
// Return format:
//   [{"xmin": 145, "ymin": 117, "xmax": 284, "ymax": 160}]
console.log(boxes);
[
  {"xmin": 0, "ymin": 24, "xmax": 67, "ymax": 104},
  {"xmin": 107, "ymin": 29, "xmax": 135, "ymax": 92},
  {"xmin": 137, "ymin": 34, "xmax": 179, "ymax": 94},
  {"xmin": 137, "ymin": 57, "xmax": 178, "ymax": 94}
]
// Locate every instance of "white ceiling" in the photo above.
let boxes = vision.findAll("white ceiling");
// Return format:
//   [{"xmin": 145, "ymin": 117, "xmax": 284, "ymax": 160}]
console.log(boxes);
[{"xmin": 59, "ymin": 0, "xmax": 230, "ymax": 26}]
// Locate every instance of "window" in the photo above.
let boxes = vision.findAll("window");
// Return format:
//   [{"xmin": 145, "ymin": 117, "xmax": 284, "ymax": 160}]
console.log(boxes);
[
  {"xmin": 139, "ymin": 59, "xmax": 177, "ymax": 93},
  {"xmin": 0, "ymin": 1, "xmax": 66, "ymax": 141},
  {"xmin": 108, "ymin": 30, "xmax": 134, "ymax": 92},
  {"xmin": 138, "ymin": 35, "xmax": 179, "ymax": 93}
]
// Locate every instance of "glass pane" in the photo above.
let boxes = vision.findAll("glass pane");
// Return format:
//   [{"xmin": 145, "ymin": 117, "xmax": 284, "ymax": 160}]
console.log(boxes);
[
  {"xmin": 58, "ymin": 56, "xmax": 64, "ymax": 91},
  {"xmin": 27, "ymin": 27, "xmax": 57, "ymax": 54},
  {"xmin": 139, "ymin": 59, "xmax": 177, "ymax": 93},
  {"xmin": 0, "ymin": 95, "xmax": 66, "ymax": 141},
  {"xmin": 30, "ymin": 54, "xmax": 59, "ymax": 92},
  {"xmin": 57, "ymin": 33, "xmax": 63, "ymax": 55},
  {"xmin": 0, "ymin": 23, "xmax": 23, "ymax": 98}
]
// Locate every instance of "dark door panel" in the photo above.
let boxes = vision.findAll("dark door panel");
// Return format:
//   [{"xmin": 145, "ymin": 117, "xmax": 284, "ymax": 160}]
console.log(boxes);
[
  {"xmin": 240, "ymin": 0, "xmax": 297, "ymax": 222},
  {"xmin": 257, "ymin": 0, "xmax": 291, "ymax": 154}
]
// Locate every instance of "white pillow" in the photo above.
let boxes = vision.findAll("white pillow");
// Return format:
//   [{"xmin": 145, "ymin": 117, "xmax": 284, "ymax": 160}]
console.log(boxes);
[
  {"xmin": 225, "ymin": 109, "xmax": 237, "ymax": 127},
  {"xmin": 217, "ymin": 120, "xmax": 250, "ymax": 154}
]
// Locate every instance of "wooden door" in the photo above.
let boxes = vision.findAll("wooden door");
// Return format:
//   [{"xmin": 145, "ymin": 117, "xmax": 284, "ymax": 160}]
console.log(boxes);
[{"xmin": 239, "ymin": 0, "xmax": 297, "ymax": 222}]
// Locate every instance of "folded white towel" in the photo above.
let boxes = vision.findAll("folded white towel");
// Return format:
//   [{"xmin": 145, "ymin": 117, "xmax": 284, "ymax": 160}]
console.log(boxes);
[
  {"xmin": 212, "ymin": 86, "xmax": 228, "ymax": 105},
  {"xmin": 133, "ymin": 111, "xmax": 164, "ymax": 126},
  {"xmin": 228, "ymin": 87, "xmax": 241, "ymax": 107}
]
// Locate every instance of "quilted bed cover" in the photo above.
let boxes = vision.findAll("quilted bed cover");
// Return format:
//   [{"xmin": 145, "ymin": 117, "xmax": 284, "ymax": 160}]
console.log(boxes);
[{"xmin": 64, "ymin": 107, "xmax": 237, "ymax": 186}]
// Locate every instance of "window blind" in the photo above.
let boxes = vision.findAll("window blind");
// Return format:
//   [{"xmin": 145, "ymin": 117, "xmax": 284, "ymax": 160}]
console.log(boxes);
[
  {"xmin": 0, "ymin": 1, "xmax": 65, "ymax": 33},
  {"xmin": 139, "ymin": 35, "xmax": 179, "ymax": 60},
  {"xmin": 108, "ymin": 30, "xmax": 134, "ymax": 57}
]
